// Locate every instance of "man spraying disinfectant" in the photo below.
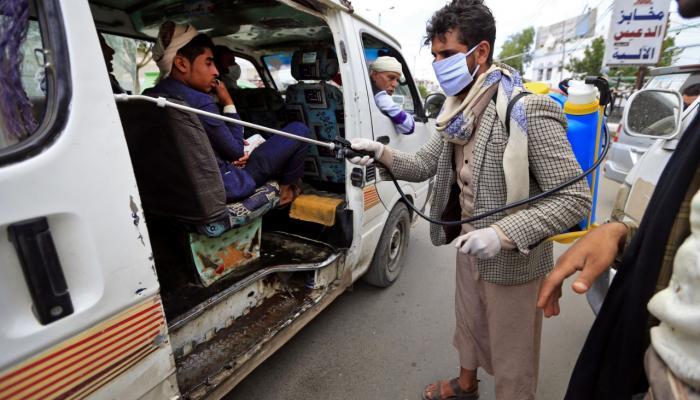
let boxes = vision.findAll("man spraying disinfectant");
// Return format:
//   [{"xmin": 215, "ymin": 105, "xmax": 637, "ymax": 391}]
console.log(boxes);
[{"xmin": 349, "ymin": 1, "xmax": 592, "ymax": 398}]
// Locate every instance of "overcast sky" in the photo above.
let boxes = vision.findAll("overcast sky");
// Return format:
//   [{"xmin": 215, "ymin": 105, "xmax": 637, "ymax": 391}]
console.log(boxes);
[{"xmin": 350, "ymin": 0, "xmax": 700, "ymax": 81}]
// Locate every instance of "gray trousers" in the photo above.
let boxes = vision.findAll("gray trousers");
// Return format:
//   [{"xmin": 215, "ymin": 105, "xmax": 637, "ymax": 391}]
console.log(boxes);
[{"xmin": 454, "ymin": 251, "xmax": 543, "ymax": 400}]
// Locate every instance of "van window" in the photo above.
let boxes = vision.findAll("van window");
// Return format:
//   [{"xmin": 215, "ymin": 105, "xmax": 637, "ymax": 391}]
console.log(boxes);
[
  {"xmin": 0, "ymin": 19, "xmax": 46, "ymax": 149},
  {"xmin": 263, "ymin": 52, "xmax": 295, "ymax": 92},
  {"xmin": 101, "ymin": 33, "xmax": 157, "ymax": 94},
  {"xmin": 235, "ymin": 57, "xmax": 264, "ymax": 89},
  {"xmin": 361, "ymin": 33, "xmax": 419, "ymax": 115},
  {"xmin": 0, "ymin": 0, "xmax": 70, "ymax": 164}
]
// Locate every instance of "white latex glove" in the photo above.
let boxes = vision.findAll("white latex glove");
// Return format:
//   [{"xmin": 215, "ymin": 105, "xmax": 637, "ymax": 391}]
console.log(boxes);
[
  {"xmin": 454, "ymin": 227, "xmax": 502, "ymax": 259},
  {"xmin": 348, "ymin": 138, "xmax": 384, "ymax": 166}
]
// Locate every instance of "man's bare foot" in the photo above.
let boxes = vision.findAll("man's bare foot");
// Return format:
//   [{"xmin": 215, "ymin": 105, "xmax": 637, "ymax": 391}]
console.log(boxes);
[
  {"xmin": 278, "ymin": 183, "xmax": 301, "ymax": 206},
  {"xmin": 423, "ymin": 377, "xmax": 478, "ymax": 399}
]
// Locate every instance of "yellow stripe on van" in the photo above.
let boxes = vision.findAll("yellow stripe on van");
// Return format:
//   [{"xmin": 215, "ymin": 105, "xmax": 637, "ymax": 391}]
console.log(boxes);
[{"xmin": 0, "ymin": 296, "xmax": 165, "ymax": 400}]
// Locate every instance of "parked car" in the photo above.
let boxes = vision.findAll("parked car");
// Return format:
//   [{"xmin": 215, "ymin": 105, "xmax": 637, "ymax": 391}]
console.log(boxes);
[
  {"xmin": 587, "ymin": 79, "xmax": 700, "ymax": 314},
  {"xmin": 0, "ymin": 1, "xmax": 436, "ymax": 399},
  {"xmin": 603, "ymin": 64, "xmax": 700, "ymax": 183}
]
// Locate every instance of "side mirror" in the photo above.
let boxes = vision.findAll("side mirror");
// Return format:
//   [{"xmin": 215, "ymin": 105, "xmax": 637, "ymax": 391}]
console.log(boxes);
[
  {"xmin": 424, "ymin": 93, "xmax": 446, "ymax": 119},
  {"xmin": 623, "ymin": 89, "xmax": 683, "ymax": 140}
]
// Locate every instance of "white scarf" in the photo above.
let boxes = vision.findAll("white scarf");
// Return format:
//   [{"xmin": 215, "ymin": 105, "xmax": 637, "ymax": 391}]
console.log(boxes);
[
  {"xmin": 152, "ymin": 22, "xmax": 199, "ymax": 82},
  {"xmin": 436, "ymin": 63, "xmax": 531, "ymax": 207}
]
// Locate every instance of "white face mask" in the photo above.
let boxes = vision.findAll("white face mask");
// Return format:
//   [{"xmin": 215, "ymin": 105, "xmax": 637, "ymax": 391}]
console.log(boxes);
[
  {"xmin": 432, "ymin": 45, "xmax": 480, "ymax": 96},
  {"xmin": 229, "ymin": 63, "xmax": 241, "ymax": 81}
]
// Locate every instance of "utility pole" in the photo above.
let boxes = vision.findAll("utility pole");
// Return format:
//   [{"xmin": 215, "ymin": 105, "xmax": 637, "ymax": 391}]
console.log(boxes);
[
  {"xmin": 366, "ymin": 6, "xmax": 395, "ymax": 27},
  {"xmin": 560, "ymin": 19, "xmax": 566, "ymax": 82}
]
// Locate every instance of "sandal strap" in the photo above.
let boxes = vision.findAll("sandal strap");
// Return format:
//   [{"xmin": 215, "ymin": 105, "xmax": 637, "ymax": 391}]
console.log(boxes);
[
  {"xmin": 449, "ymin": 378, "xmax": 479, "ymax": 399},
  {"xmin": 449, "ymin": 378, "xmax": 465, "ymax": 395}
]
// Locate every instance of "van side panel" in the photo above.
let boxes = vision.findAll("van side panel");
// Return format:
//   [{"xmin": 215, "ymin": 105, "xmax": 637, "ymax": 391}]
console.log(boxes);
[{"xmin": 0, "ymin": 1, "xmax": 175, "ymax": 398}]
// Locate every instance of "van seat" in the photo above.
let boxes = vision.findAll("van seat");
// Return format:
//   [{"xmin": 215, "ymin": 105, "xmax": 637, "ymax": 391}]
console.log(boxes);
[
  {"xmin": 229, "ymin": 88, "xmax": 286, "ymax": 138},
  {"xmin": 116, "ymin": 97, "xmax": 279, "ymax": 236},
  {"xmin": 199, "ymin": 182, "xmax": 280, "ymax": 237},
  {"xmin": 285, "ymin": 48, "xmax": 345, "ymax": 183},
  {"xmin": 117, "ymin": 97, "xmax": 282, "ymax": 286}
]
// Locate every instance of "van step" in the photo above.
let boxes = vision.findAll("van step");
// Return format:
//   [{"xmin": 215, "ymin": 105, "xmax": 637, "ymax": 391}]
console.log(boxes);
[
  {"xmin": 175, "ymin": 285, "xmax": 313, "ymax": 398},
  {"xmin": 161, "ymin": 232, "xmax": 336, "ymax": 322}
]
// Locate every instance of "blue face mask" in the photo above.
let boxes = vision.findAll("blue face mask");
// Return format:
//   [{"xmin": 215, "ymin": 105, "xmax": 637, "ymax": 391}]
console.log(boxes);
[{"xmin": 432, "ymin": 45, "xmax": 480, "ymax": 96}]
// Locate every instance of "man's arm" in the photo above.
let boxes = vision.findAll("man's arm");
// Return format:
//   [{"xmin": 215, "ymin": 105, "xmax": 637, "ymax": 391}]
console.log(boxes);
[
  {"xmin": 377, "ymin": 129, "xmax": 443, "ymax": 182},
  {"xmin": 493, "ymin": 95, "xmax": 593, "ymax": 254},
  {"xmin": 199, "ymin": 82, "xmax": 245, "ymax": 161},
  {"xmin": 374, "ymin": 91, "xmax": 415, "ymax": 135},
  {"xmin": 537, "ymin": 221, "xmax": 629, "ymax": 317},
  {"xmin": 199, "ymin": 101, "xmax": 245, "ymax": 161}
]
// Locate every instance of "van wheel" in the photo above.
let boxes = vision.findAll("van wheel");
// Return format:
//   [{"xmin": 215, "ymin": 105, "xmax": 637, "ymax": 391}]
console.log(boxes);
[{"xmin": 363, "ymin": 202, "xmax": 411, "ymax": 288}]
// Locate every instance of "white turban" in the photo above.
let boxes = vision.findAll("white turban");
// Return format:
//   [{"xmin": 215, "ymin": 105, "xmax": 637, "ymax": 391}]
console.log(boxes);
[
  {"xmin": 152, "ymin": 21, "xmax": 200, "ymax": 81},
  {"xmin": 370, "ymin": 56, "xmax": 403, "ymax": 76}
]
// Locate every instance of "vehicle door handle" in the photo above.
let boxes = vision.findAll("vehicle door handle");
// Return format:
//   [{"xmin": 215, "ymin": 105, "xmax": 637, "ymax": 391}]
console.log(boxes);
[
  {"xmin": 376, "ymin": 136, "xmax": 390, "ymax": 145},
  {"xmin": 8, "ymin": 217, "xmax": 74, "ymax": 325},
  {"xmin": 630, "ymin": 147, "xmax": 645, "ymax": 154}
]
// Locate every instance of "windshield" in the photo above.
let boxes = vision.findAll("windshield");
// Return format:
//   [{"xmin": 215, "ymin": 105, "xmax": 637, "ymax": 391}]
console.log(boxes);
[
  {"xmin": 646, "ymin": 72, "xmax": 700, "ymax": 92},
  {"xmin": 263, "ymin": 52, "xmax": 296, "ymax": 93}
]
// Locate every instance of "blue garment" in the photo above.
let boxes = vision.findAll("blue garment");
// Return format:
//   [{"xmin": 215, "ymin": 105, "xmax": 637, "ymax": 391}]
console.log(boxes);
[{"xmin": 145, "ymin": 78, "xmax": 309, "ymax": 201}]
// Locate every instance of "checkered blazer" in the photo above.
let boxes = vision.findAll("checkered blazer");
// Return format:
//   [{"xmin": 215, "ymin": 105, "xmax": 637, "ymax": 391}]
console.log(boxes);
[{"xmin": 384, "ymin": 95, "xmax": 592, "ymax": 285}]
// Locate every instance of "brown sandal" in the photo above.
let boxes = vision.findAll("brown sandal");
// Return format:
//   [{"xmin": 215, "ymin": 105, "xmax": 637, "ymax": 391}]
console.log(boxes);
[{"xmin": 422, "ymin": 378, "xmax": 479, "ymax": 400}]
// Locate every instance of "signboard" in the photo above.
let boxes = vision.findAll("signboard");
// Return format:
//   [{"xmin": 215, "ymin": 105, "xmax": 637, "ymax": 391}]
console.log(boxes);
[
  {"xmin": 535, "ymin": 8, "xmax": 598, "ymax": 50},
  {"xmin": 604, "ymin": 0, "xmax": 671, "ymax": 66}
]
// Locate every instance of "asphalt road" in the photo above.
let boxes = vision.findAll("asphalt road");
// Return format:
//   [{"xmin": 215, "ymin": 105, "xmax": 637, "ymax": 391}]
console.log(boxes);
[{"xmin": 227, "ymin": 177, "xmax": 621, "ymax": 400}]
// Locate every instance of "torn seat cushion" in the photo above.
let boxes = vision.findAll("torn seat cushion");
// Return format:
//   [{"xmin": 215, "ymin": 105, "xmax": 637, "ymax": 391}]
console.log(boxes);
[{"xmin": 197, "ymin": 182, "xmax": 280, "ymax": 237}]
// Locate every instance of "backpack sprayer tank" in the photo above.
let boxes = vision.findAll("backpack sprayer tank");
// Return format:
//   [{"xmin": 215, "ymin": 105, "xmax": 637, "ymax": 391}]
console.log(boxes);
[
  {"xmin": 564, "ymin": 80, "xmax": 604, "ymax": 230},
  {"xmin": 527, "ymin": 77, "xmax": 610, "ymax": 243}
]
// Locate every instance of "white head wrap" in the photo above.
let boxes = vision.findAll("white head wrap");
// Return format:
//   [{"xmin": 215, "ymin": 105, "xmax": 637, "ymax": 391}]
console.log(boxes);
[
  {"xmin": 370, "ymin": 56, "xmax": 403, "ymax": 76},
  {"xmin": 152, "ymin": 21, "xmax": 200, "ymax": 81}
]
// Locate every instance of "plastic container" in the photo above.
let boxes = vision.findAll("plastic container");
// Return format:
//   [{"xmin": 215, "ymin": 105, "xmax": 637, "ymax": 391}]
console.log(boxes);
[
  {"xmin": 566, "ymin": 80, "xmax": 598, "ymax": 105},
  {"xmin": 524, "ymin": 81, "xmax": 550, "ymax": 95},
  {"xmin": 563, "ymin": 81, "xmax": 603, "ymax": 230},
  {"xmin": 548, "ymin": 92, "xmax": 567, "ymax": 108}
]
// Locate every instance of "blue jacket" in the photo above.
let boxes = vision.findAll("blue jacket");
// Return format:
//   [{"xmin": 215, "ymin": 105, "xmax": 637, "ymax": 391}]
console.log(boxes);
[{"xmin": 144, "ymin": 78, "xmax": 256, "ymax": 201}]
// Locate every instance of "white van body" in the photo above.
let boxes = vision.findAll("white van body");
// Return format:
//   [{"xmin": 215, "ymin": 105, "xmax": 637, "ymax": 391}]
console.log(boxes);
[{"xmin": 0, "ymin": 1, "xmax": 434, "ymax": 399}]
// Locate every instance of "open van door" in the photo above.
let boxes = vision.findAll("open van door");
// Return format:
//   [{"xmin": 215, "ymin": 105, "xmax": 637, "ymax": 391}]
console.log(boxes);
[{"xmin": 0, "ymin": 2, "xmax": 176, "ymax": 399}]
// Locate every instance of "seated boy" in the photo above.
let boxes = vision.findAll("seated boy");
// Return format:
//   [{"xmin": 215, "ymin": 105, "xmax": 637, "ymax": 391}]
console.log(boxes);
[{"xmin": 145, "ymin": 22, "xmax": 309, "ymax": 204}]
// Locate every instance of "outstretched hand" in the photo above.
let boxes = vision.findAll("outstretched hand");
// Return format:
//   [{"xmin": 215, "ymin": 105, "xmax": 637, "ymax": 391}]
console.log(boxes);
[{"xmin": 537, "ymin": 222, "xmax": 629, "ymax": 317}]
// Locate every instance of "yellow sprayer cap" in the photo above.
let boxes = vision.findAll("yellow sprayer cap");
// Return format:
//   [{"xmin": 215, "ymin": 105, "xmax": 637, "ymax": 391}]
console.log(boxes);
[{"xmin": 524, "ymin": 81, "xmax": 550, "ymax": 95}]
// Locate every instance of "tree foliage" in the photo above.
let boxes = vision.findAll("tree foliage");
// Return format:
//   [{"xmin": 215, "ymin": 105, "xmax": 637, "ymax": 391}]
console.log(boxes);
[
  {"xmin": 418, "ymin": 84, "xmax": 429, "ymax": 98},
  {"xmin": 567, "ymin": 36, "xmax": 606, "ymax": 77},
  {"xmin": 497, "ymin": 27, "xmax": 535, "ymax": 74}
]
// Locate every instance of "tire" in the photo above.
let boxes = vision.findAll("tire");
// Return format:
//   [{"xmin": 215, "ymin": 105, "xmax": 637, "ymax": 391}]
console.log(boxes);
[{"xmin": 362, "ymin": 202, "xmax": 411, "ymax": 287}]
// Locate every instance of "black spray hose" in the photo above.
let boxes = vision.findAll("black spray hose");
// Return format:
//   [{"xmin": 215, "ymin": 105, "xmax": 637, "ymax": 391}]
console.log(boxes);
[
  {"xmin": 344, "ymin": 122, "xmax": 610, "ymax": 227},
  {"xmin": 115, "ymin": 92, "xmax": 610, "ymax": 228}
]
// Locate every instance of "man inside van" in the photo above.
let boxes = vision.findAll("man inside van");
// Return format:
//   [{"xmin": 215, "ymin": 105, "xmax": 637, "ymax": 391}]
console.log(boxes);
[
  {"xmin": 98, "ymin": 34, "xmax": 129, "ymax": 94},
  {"xmin": 370, "ymin": 56, "xmax": 415, "ymax": 135},
  {"xmin": 349, "ymin": 1, "xmax": 591, "ymax": 399},
  {"xmin": 145, "ymin": 22, "xmax": 309, "ymax": 204},
  {"xmin": 214, "ymin": 45, "xmax": 241, "ymax": 91},
  {"xmin": 682, "ymin": 83, "xmax": 700, "ymax": 110}
]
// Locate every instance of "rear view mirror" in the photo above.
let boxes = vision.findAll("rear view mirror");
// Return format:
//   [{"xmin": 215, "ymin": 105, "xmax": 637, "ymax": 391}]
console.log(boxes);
[
  {"xmin": 623, "ymin": 89, "xmax": 683, "ymax": 140},
  {"xmin": 424, "ymin": 93, "xmax": 446, "ymax": 119}
]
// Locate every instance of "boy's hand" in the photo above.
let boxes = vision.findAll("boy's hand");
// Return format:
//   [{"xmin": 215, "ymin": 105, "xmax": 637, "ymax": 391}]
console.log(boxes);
[
  {"xmin": 213, "ymin": 79, "xmax": 234, "ymax": 106},
  {"xmin": 233, "ymin": 152, "xmax": 250, "ymax": 168}
]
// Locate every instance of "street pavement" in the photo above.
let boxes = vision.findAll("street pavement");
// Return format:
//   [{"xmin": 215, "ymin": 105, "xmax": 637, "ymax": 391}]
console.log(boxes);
[{"xmin": 227, "ymin": 178, "xmax": 621, "ymax": 400}]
